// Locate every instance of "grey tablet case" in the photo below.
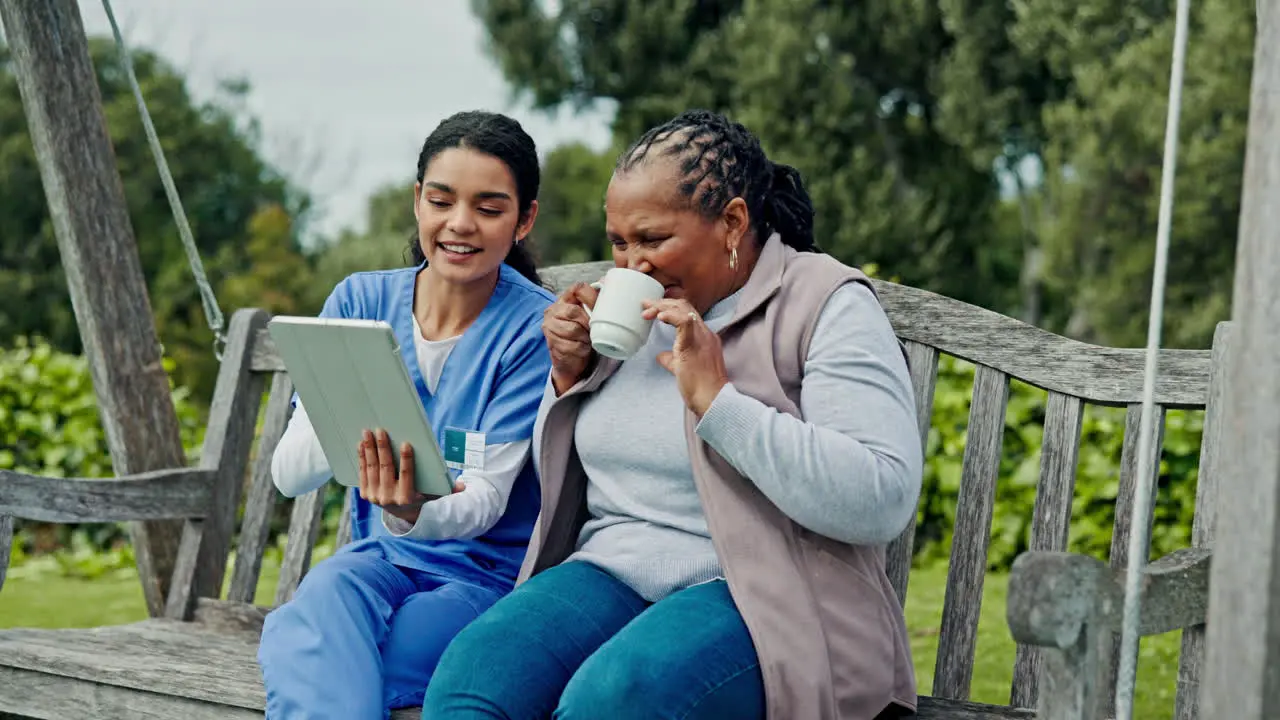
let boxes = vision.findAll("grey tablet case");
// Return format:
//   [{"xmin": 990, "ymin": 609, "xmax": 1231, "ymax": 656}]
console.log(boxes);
[{"xmin": 266, "ymin": 316, "xmax": 455, "ymax": 497}]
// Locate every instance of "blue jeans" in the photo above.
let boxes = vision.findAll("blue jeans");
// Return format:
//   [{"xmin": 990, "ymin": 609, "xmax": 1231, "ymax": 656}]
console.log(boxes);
[
  {"xmin": 422, "ymin": 561, "xmax": 765, "ymax": 719},
  {"xmin": 258, "ymin": 544, "xmax": 503, "ymax": 719}
]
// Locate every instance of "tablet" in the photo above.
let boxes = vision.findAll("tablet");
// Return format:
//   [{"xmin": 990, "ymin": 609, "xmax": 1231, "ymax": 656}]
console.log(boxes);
[{"xmin": 266, "ymin": 316, "xmax": 455, "ymax": 497}]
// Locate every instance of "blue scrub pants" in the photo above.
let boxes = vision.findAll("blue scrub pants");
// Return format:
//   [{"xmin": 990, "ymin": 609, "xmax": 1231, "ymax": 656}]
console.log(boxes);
[
  {"xmin": 258, "ymin": 544, "xmax": 503, "ymax": 719},
  {"xmin": 421, "ymin": 560, "xmax": 766, "ymax": 719}
]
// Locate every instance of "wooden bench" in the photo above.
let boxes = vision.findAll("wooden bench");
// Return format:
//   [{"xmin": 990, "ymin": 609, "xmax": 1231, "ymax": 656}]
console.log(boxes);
[{"xmin": 0, "ymin": 261, "xmax": 1224, "ymax": 719}]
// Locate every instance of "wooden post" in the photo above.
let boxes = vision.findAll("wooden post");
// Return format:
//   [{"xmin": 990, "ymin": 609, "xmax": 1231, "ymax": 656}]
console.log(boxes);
[
  {"xmin": 0, "ymin": 0, "xmax": 188, "ymax": 617},
  {"xmin": 1199, "ymin": 3, "xmax": 1280, "ymax": 716}
]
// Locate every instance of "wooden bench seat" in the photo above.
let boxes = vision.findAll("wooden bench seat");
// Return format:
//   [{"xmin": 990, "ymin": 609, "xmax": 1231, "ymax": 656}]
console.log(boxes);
[
  {"xmin": 0, "ymin": 616, "xmax": 263, "ymax": 719},
  {"xmin": 0, "ymin": 261, "xmax": 1226, "ymax": 719},
  {"xmin": 0, "ymin": 617, "xmax": 1036, "ymax": 719}
]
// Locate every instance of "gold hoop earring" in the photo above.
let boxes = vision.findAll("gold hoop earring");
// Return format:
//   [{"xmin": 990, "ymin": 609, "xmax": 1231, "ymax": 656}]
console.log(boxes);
[{"xmin": 729, "ymin": 246, "xmax": 738, "ymax": 271}]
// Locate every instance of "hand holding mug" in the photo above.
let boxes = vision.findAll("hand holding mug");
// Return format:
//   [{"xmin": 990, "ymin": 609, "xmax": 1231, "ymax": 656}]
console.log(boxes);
[
  {"xmin": 357, "ymin": 429, "xmax": 463, "ymax": 525},
  {"xmin": 580, "ymin": 268, "xmax": 666, "ymax": 360},
  {"xmin": 543, "ymin": 283, "xmax": 600, "ymax": 395},
  {"xmin": 645, "ymin": 298, "xmax": 729, "ymax": 417}
]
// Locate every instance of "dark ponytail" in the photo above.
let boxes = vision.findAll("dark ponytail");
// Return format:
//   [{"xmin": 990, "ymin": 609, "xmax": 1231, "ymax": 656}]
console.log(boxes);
[
  {"xmin": 498, "ymin": 241, "xmax": 541, "ymax": 284},
  {"xmin": 762, "ymin": 161, "xmax": 817, "ymax": 252},
  {"xmin": 405, "ymin": 110, "xmax": 544, "ymax": 285},
  {"xmin": 617, "ymin": 109, "xmax": 819, "ymax": 253}
]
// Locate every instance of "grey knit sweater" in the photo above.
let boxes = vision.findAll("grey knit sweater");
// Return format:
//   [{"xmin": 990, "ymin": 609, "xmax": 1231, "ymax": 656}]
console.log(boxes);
[{"xmin": 542, "ymin": 281, "xmax": 922, "ymax": 602}]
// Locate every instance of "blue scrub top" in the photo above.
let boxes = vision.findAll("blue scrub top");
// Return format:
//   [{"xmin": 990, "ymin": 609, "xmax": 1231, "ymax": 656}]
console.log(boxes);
[{"xmin": 314, "ymin": 262, "xmax": 554, "ymax": 593}]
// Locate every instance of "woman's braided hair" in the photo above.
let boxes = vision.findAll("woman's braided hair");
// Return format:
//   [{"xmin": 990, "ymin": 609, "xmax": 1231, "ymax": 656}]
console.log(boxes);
[{"xmin": 616, "ymin": 110, "xmax": 817, "ymax": 252}]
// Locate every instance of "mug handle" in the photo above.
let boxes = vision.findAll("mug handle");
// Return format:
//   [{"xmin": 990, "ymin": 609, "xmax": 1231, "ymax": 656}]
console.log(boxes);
[{"xmin": 581, "ymin": 280, "xmax": 604, "ymax": 319}]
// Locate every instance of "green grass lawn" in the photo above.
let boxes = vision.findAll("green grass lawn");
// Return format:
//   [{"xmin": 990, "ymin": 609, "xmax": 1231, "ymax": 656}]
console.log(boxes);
[{"xmin": 0, "ymin": 562, "xmax": 1181, "ymax": 715}]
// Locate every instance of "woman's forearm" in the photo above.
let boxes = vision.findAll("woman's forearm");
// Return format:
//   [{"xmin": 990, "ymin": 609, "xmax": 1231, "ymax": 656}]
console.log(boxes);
[{"xmin": 695, "ymin": 283, "xmax": 922, "ymax": 545}]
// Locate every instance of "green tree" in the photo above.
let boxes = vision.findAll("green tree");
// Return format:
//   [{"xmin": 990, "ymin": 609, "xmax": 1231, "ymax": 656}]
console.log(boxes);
[
  {"xmin": 1014, "ymin": 0, "xmax": 1251, "ymax": 347},
  {"xmin": 0, "ymin": 38, "xmax": 312, "ymax": 400},
  {"xmin": 309, "ymin": 183, "xmax": 415, "ymax": 305},
  {"xmin": 471, "ymin": 0, "xmax": 1024, "ymax": 313},
  {"xmin": 533, "ymin": 142, "xmax": 615, "ymax": 265},
  {"xmin": 152, "ymin": 203, "xmax": 319, "ymax": 391},
  {"xmin": 472, "ymin": 0, "xmax": 1247, "ymax": 348}
]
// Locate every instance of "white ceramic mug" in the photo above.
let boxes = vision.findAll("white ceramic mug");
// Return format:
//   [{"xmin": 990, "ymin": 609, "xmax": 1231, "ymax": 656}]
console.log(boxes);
[{"xmin": 582, "ymin": 268, "xmax": 666, "ymax": 360}]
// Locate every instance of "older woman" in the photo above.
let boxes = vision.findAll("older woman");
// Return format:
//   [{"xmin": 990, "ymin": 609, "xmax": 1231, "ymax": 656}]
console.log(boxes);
[{"xmin": 423, "ymin": 109, "xmax": 923, "ymax": 720}]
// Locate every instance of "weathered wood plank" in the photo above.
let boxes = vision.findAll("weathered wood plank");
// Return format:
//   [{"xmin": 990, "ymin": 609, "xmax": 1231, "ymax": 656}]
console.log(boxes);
[
  {"xmin": 0, "ymin": 0, "xmax": 191, "ymax": 616},
  {"xmin": 1010, "ymin": 391, "xmax": 1085, "ymax": 708},
  {"xmin": 1174, "ymin": 321, "xmax": 1233, "ymax": 720},
  {"xmin": 0, "ymin": 514, "xmax": 11, "ymax": 594},
  {"xmin": 1110, "ymin": 403, "xmax": 1167, "ymax": 574},
  {"xmin": 196, "ymin": 309, "xmax": 269, "ymax": 601},
  {"xmin": 1008, "ymin": 549, "xmax": 1213, "ymax": 642},
  {"xmin": 541, "ymin": 261, "xmax": 613, "ymax": 293},
  {"xmin": 228, "ymin": 372, "xmax": 294, "ymax": 604},
  {"xmin": 1008, "ymin": 551, "xmax": 1116, "ymax": 720},
  {"xmin": 0, "ymin": 468, "xmax": 215, "ymax": 523},
  {"xmin": 1136, "ymin": 547, "xmax": 1212, "ymax": 636},
  {"xmin": 275, "ymin": 488, "xmax": 328, "ymax": 605},
  {"xmin": 934, "ymin": 364, "xmax": 1009, "ymax": 700},
  {"xmin": 886, "ymin": 340, "xmax": 940, "ymax": 606},
  {"xmin": 163, "ymin": 519, "xmax": 206, "ymax": 621},
  {"xmin": 389, "ymin": 696, "xmax": 1038, "ymax": 720},
  {"xmin": 1104, "ymin": 402, "xmax": 1166, "ymax": 714},
  {"xmin": 0, "ymin": 665, "xmax": 261, "ymax": 720},
  {"xmin": 251, "ymin": 331, "xmax": 281, "ymax": 372},
  {"xmin": 192, "ymin": 599, "xmax": 271, "ymax": 635},
  {"xmin": 874, "ymin": 280, "xmax": 1210, "ymax": 408},
  {"xmin": 896, "ymin": 695, "xmax": 1040, "ymax": 720},
  {"xmin": 336, "ymin": 488, "xmax": 353, "ymax": 548},
  {"xmin": 1008, "ymin": 547, "xmax": 1213, "ymax": 720},
  {"xmin": 0, "ymin": 621, "xmax": 266, "ymax": 710}
]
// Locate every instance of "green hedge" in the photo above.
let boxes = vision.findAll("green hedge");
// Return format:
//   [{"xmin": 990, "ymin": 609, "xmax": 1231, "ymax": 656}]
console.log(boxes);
[
  {"xmin": 1, "ymin": 337, "xmax": 205, "ymax": 573},
  {"xmin": 3, "ymin": 341, "xmax": 1204, "ymax": 577}
]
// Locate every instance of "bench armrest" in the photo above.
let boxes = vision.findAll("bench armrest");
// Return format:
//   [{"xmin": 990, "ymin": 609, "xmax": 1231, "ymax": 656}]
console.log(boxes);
[
  {"xmin": 1006, "ymin": 548, "xmax": 1212, "ymax": 719},
  {"xmin": 0, "ymin": 467, "xmax": 216, "ymax": 524},
  {"xmin": 0, "ymin": 467, "xmax": 217, "ymax": 614}
]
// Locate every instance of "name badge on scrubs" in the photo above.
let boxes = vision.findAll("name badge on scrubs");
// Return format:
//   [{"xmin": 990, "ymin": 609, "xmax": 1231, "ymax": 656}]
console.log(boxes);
[{"xmin": 443, "ymin": 428, "xmax": 486, "ymax": 471}]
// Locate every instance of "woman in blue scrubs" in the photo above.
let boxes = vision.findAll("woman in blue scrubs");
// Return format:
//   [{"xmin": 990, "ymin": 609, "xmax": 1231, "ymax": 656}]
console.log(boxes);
[{"xmin": 257, "ymin": 110, "xmax": 554, "ymax": 719}]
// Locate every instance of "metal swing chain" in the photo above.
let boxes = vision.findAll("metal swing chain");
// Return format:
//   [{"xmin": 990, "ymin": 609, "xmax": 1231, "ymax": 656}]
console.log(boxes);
[
  {"xmin": 100, "ymin": 0, "xmax": 227, "ymax": 360},
  {"xmin": 1114, "ymin": 0, "xmax": 1193, "ymax": 716}
]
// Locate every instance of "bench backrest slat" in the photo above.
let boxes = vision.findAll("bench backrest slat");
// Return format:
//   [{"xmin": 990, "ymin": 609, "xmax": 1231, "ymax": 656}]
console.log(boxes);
[
  {"xmin": 336, "ymin": 486, "xmax": 354, "ymax": 549},
  {"xmin": 0, "ymin": 515, "xmax": 10, "ymax": 593},
  {"xmin": 0, "ymin": 467, "xmax": 219, "ymax": 612},
  {"xmin": 1095, "ymin": 402, "xmax": 1168, "ymax": 715},
  {"xmin": 227, "ymin": 371, "xmax": 295, "ymax": 604},
  {"xmin": 1010, "ymin": 390, "xmax": 1087, "ymax": 706},
  {"xmin": 196, "ymin": 309, "xmax": 270, "ymax": 601},
  {"xmin": 276, "ymin": 484, "xmax": 327, "ymax": 605},
  {"xmin": 932, "ymin": 363, "xmax": 1010, "ymax": 700},
  {"xmin": 1110, "ymin": 403, "xmax": 1168, "ymax": 572},
  {"xmin": 1172, "ymin": 321, "xmax": 1233, "ymax": 720},
  {"xmin": 885, "ymin": 340, "xmax": 941, "ymax": 607},
  {"xmin": 874, "ymin": 279, "xmax": 1210, "ymax": 407}
]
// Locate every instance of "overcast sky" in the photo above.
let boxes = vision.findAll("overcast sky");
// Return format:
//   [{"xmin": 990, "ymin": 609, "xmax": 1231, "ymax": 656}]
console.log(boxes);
[{"xmin": 74, "ymin": 0, "xmax": 614, "ymax": 242}]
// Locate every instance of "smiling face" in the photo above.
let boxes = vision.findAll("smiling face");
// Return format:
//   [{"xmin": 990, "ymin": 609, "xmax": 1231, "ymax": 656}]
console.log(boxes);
[
  {"xmin": 604, "ymin": 160, "xmax": 752, "ymax": 314},
  {"xmin": 414, "ymin": 147, "xmax": 537, "ymax": 287}
]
